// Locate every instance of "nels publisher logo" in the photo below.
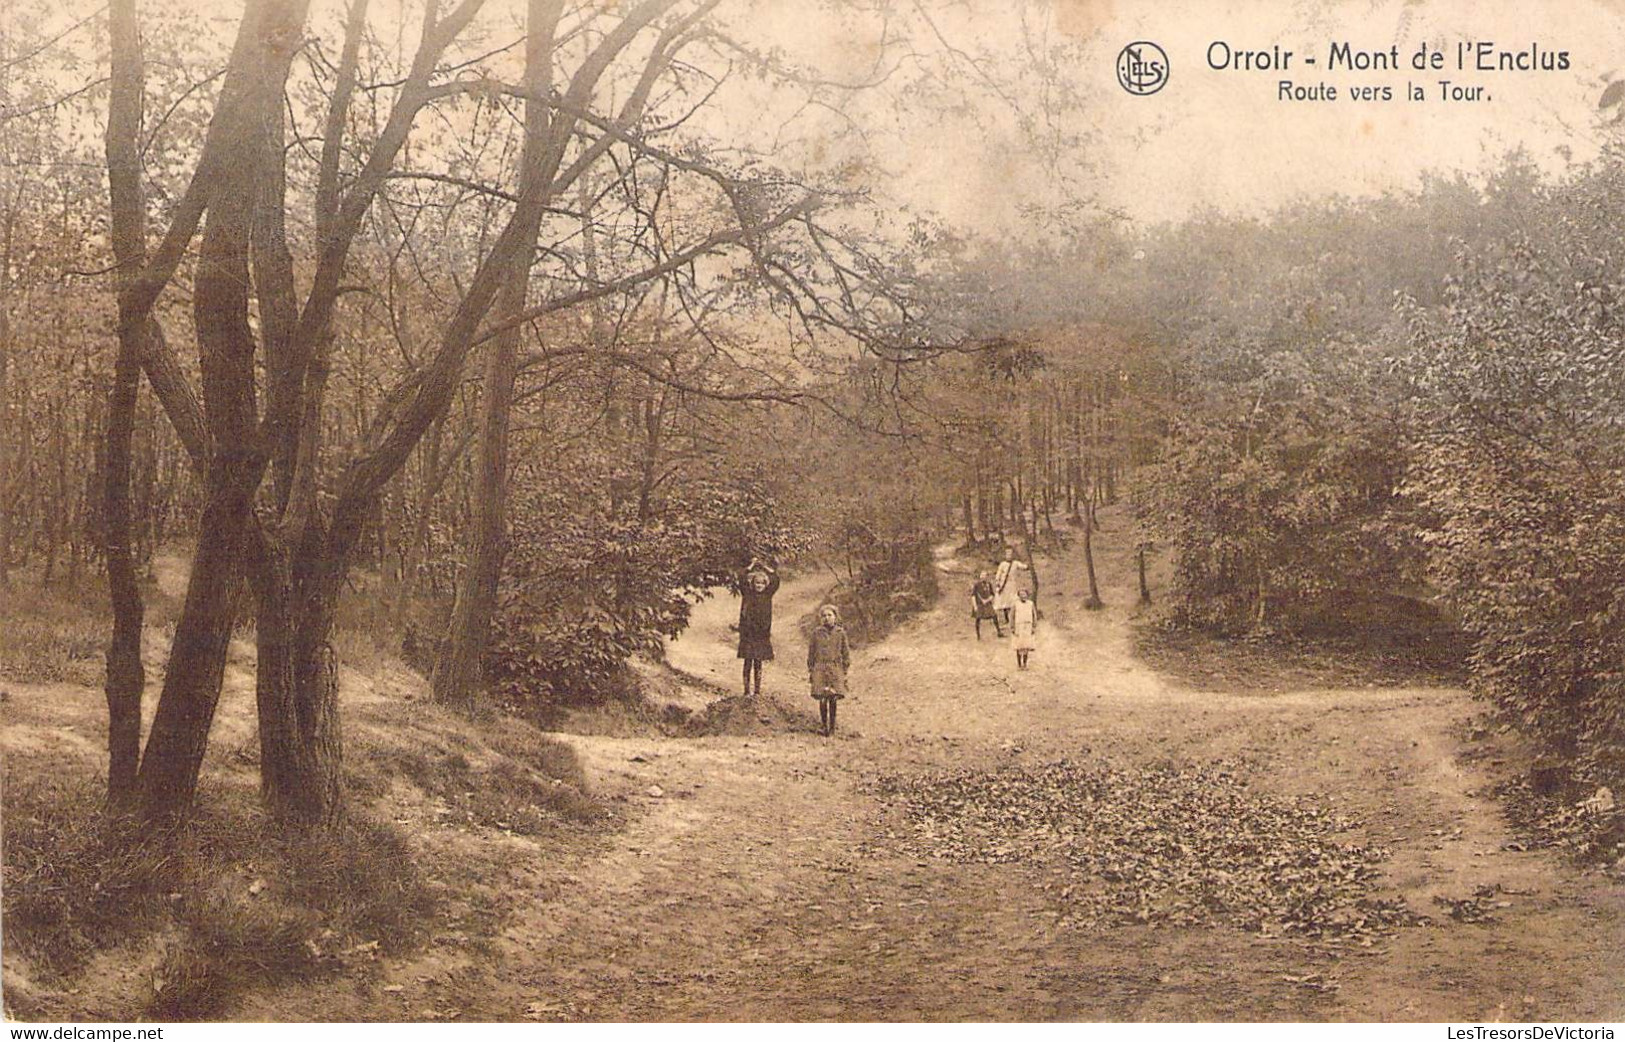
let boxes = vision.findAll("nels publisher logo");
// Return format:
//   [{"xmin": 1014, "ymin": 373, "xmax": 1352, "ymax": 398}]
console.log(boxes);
[{"xmin": 1117, "ymin": 41, "xmax": 1169, "ymax": 95}]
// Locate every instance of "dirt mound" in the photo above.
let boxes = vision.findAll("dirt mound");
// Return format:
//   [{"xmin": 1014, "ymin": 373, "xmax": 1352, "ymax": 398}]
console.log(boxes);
[
  {"xmin": 628, "ymin": 654, "xmax": 724, "ymax": 715},
  {"xmin": 540, "ymin": 696, "xmax": 691, "ymax": 738},
  {"xmin": 686, "ymin": 693, "xmax": 813, "ymax": 737}
]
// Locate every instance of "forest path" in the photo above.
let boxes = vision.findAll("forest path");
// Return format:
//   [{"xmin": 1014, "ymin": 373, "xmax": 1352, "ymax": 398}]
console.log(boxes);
[{"xmin": 374, "ymin": 512, "xmax": 1625, "ymax": 1022}]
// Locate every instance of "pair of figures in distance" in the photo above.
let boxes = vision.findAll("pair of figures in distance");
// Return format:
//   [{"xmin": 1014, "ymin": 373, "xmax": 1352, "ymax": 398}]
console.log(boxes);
[
  {"xmin": 736, "ymin": 556, "xmax": 849, "ymax": 736},
  {"xmin": 971, "ymin": 546, "xmax": 1039, "ymax": 669}
]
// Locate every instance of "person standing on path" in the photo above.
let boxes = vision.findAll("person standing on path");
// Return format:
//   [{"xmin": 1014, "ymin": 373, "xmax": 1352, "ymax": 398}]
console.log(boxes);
[
  {"xmin": 736, "ymin": 556, "xmax": 780, "ymax": 697},
  {"xmin": 807, "ymin": 603, "xmax": 850, "ymax": 736},
  {"xmin": 970, "ymin": 570, "xmax": 999, "ymax": 640},
  {"xmin": 1011, "ymin": 587, "xmax": 1038, "ymax": 670},
  {"xmin": 992, "ymin": 546, "xmax": 1029, "ymax": 633}
]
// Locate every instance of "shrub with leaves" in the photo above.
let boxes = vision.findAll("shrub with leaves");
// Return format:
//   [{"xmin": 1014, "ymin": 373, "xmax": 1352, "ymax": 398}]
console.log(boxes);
[
  {"xmin": 486, "ymin": 463, "xmax": 805, "ymax": 708},
  {"xmin": 818, "ymin": 530, "xmax": 941, "ymax": 646},
  {"xmin": 1139, "ymin": 337, "xmax": 1420, "ymax": 634},
  {"xmin": 1402, "ymin": 180, "xmax": 1625, "ymax": 779}
]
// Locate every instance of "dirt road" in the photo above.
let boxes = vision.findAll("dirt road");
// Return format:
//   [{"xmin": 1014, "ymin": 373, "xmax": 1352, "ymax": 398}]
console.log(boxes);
[{"xmin": 261, "ymin": 520, "xmax": 1624, "ymax": 1022}]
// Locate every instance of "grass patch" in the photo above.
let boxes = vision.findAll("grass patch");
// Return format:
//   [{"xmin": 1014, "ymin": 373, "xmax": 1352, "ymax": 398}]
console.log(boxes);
[
  {"xmin": 0, "ymin": 584, "xmax": 106, "ymax": 686},
  {"xmin": 3, "ymin": 762, "xmax": 436, "ymax": 1020},
  {"xmin": 0, "ymin": 555, "xmax": 194, "ymax": 688},
  {"xmin": 3, "ymin": 773, "xmax": 175, "ymax": 977},
  {"xmin": 1134, "ymin": 593, "xmax": 1465, "ymax": 693},
  {"xmin": 483, "ymin": 725, "xmax": 591, "ymax": 792},
  {"xmin": 379, "ymin": 730, "xmax": 602, "ymax": 836}
]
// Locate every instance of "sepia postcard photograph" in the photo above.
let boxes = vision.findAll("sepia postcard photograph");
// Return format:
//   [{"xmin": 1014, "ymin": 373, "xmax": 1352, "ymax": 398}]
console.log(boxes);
[{"xmin": 1, "ymin": 0, "xmax": 1623, "ymax": 1026}]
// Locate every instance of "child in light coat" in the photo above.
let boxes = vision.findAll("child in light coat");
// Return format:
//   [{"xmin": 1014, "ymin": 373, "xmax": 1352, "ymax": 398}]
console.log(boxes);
[
  {"xmin": 1010, "ymin": 588, "xmax": 1038, "ymax": 670},
  {"xmin": 993, "ymin": 547, "xmax": 1029, "ymax": 631},
  {"xmin": 807, "ymin": 604, "xmax": 850, "ymax": 736}
]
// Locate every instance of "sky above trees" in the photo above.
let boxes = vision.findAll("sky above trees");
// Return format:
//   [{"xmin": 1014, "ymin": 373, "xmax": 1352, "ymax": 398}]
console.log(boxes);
[
  {"xmin": 756, "ymin": 0, "xmax": 1625, "ymax": 227},
  {"xmin": 1074, "ymin": 0, "xmax": 1625, "ymax": 222},
  {"xmin": 9, "ymin": 0, "xmax": 1625, "ymax": 237}
]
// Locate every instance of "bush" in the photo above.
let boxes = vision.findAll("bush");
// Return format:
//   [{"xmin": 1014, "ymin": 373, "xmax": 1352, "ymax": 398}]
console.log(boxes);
[
  {"xmin": 1404, "ymin": 211, "xmax": 1625, "ymax": 782},
  {"xmin": 484, "ymin": 466, "xmax": 804, "ymax": 709},
  {"xmin": 816, "ymin": 534, "xmax": 940, "ymax": 647},
  {"xmin": 1138, "ymin": 340, "xmax": 1421, "ymax": 636}
]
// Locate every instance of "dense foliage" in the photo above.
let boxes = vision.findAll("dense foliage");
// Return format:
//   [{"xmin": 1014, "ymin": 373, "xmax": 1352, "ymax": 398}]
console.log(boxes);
[
  {"xmin": 949, "ymin": 158, "xmax": 1623, "ymax": 782},
  {"xmin": 1124, "ymin": 161, "xmax": 1623, "ymax": 778},
  {"xmin": 486, "ymin": 461, "xmax": 805, "ymax": 708},
  {"xmin": 1141, "ymin": 339, "xmax": 1418, "ymax": 633},
  {"xmin": 1401, "ymin": 166, "xmax": 1625, "ymax": 776}
]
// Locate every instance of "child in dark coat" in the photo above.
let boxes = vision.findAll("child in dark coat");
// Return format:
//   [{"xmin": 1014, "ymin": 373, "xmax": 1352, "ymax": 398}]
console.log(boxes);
[
  {"xmin": 807, "ymin": 604, "xmax": 850, "ymax": 736},
  {"xmin": 737, "ymin": 557, "xmax": 780, "ymax": 696},
  {"xmin": 970, "ymin": 571, "xmax": 999, "ymax": 640}
]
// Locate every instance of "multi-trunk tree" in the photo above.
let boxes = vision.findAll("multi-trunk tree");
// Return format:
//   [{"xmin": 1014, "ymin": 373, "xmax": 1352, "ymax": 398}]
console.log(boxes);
[{"xmin": 97, "ymin": 0, "xmax": 936, "ymax": 828}]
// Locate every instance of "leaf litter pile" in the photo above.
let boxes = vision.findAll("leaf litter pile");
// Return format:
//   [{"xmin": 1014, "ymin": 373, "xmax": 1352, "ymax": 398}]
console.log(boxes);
[
  {"xmin": 1493, "ymin": 776, "xmax": 1625, "ymax": 871},
  {"xmin": 869, "ymin": 758, "xmax": 1427, "ymax": 950}
]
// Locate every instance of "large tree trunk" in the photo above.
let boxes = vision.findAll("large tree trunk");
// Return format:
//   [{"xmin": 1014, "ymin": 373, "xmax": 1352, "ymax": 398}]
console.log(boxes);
[
  {"xmin": 252, "ymin": 530, "xmax": 345, "ymax": 824},
  {"xmin": 134, "ymin": 482, "xmax": 253, "ymax": 821},
  {"xmin": 433, "ymin": 0, "xmax": 562, "ymax": 707},
  {"xmin": 103, "ymin": 347, "xmax": 146, "ymax": 805},
  {"xmin": 432, "ymin": 315, "xmax": 520, "ymax": 707},
  {"xmin": 252, "ymin": 543, "xmax": 299, "ymax": 811},
  {"xmin": 134, "ymin": 0, "xmax": 308, "ymax": 824},
  {"xmin": 103, "ymin": 0, "xmax": 151, "ymax": 808}
]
